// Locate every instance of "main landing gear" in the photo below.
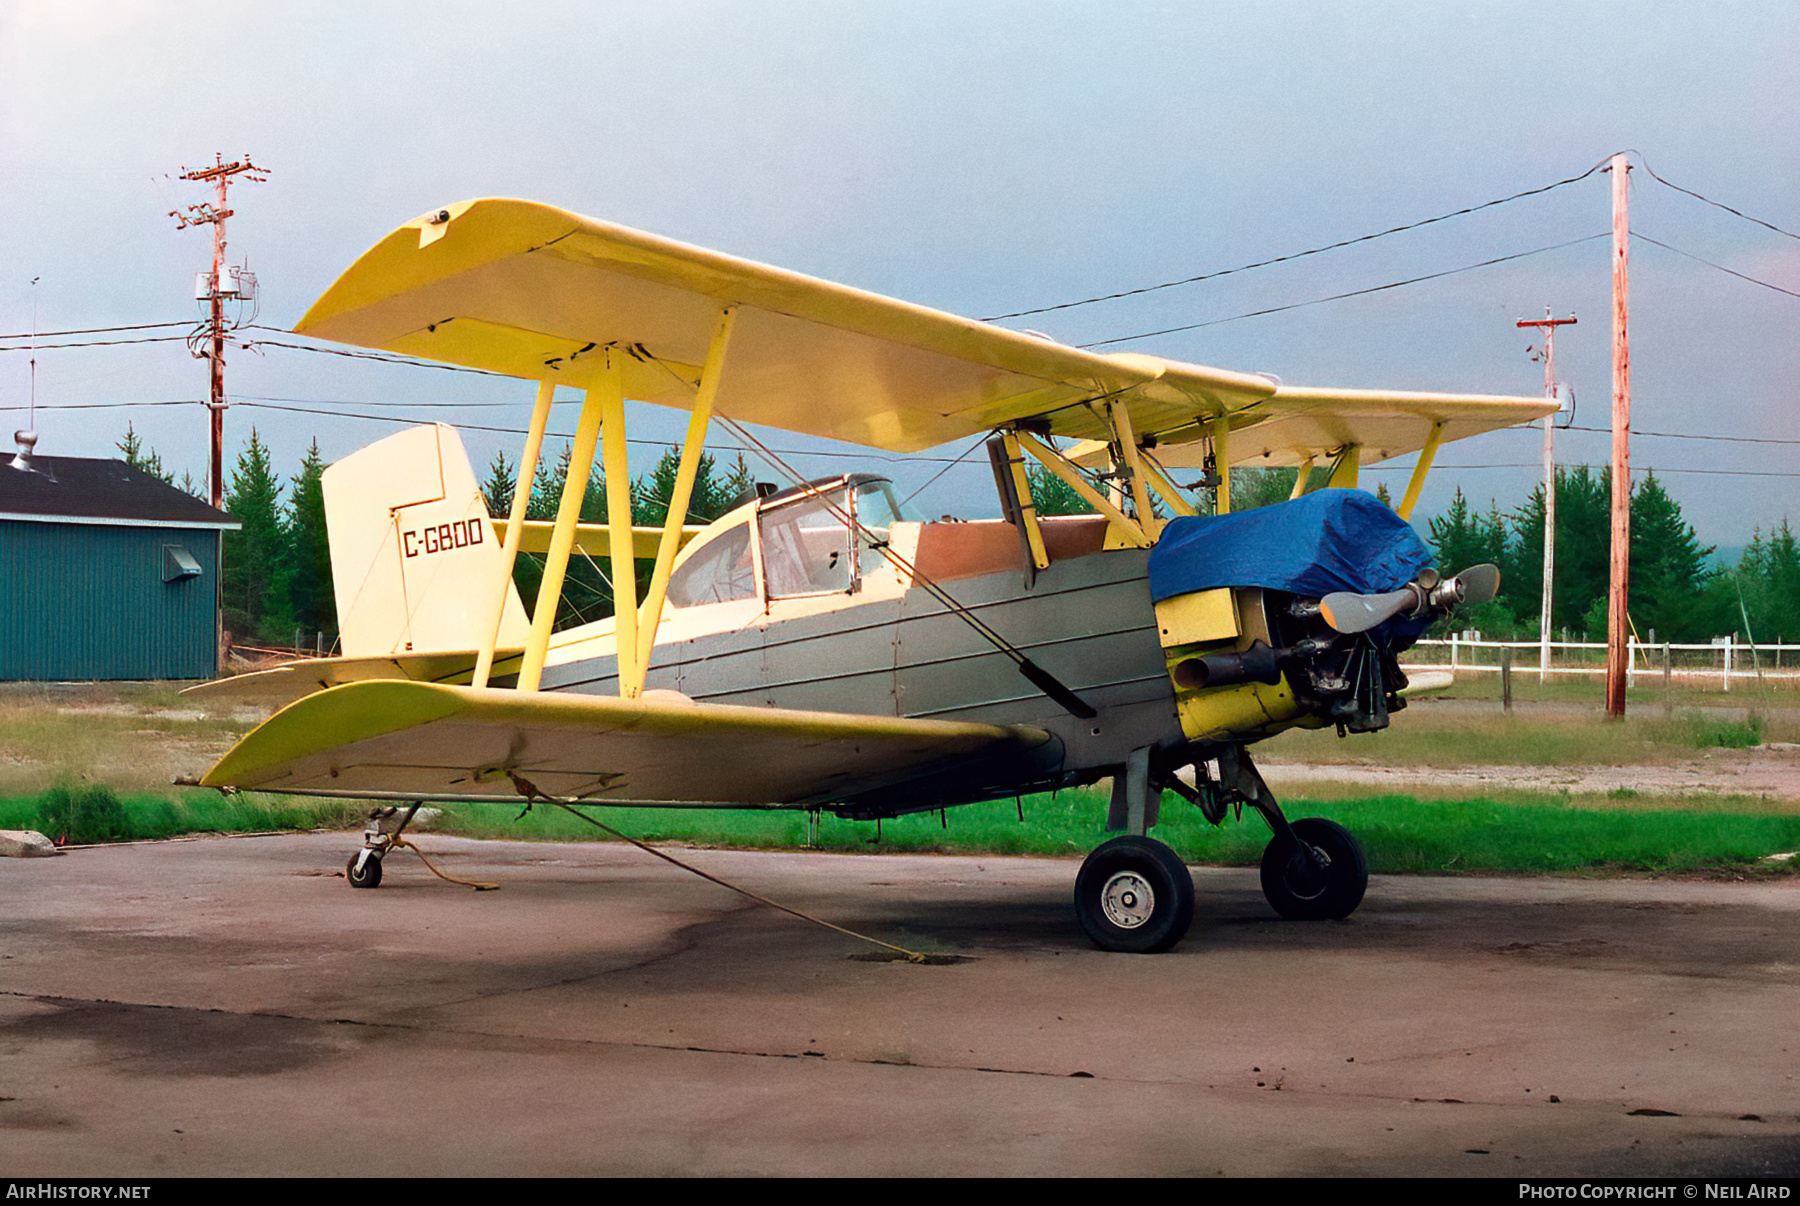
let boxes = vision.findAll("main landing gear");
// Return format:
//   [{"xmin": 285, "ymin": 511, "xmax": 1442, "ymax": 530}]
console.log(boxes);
[
  {"xmin": 1074, "ymin": 745, "xmax": 1195, "ymax": 953},
  {"xmin": 1073, "ymin": 744, "xmax": 1367, "ymax": 952},
  {"xmin": 345, "ymin": 803, "xmax": 421, "ymax": 890},
  {"xmin": 1074, "ymin": 835, "xmax": 1194, "ymax": 954}
]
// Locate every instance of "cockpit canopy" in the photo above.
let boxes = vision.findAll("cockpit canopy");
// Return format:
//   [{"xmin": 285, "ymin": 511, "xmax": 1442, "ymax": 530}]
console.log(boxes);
[{"xmin": 665, "ymin": 475, "xmax": 908, "ymax": 609}]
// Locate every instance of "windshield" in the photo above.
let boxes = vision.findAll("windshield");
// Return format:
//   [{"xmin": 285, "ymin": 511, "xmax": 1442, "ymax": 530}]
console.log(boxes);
[
  {"xmin": 665, "ymin": 522, "xmax": 756, "ymax": 608},
  {"xmin": 761, "ymin": 492, "xmax": 853, "ymax": 597},
  {"xmin": 853, "ymin": 478, "xmax": 908, "ymax": 545}
]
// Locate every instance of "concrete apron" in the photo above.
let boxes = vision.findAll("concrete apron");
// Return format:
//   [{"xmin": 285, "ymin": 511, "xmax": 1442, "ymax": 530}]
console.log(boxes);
[{"xmin": 1, "ymin": 832, "xmax": 1796, "ymax": 1177}]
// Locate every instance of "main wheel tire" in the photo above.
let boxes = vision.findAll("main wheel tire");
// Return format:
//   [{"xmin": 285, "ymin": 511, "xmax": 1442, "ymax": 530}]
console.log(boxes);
[
  {"xmin": 346, "ymin": 851, "xmax": 383, "ymax": 890},
  {"xmin": 1260, "ymin": 818, "xmax": 1366, "ymax": 920},
  {"xmin": 1074, "ymin": 835, "xmax": 1195, "ymax": 953}
]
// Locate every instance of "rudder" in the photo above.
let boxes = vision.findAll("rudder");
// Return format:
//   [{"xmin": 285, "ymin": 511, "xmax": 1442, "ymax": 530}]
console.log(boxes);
[{"xmin": 323, "ymin": 424, "xmax": 530, "ymax": 658}]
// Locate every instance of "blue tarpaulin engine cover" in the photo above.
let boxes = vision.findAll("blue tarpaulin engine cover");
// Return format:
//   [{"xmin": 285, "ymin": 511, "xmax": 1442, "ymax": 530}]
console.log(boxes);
[{"xmin": 1147, "ymin": 488, "xmax": 1433, "ymax": 603}]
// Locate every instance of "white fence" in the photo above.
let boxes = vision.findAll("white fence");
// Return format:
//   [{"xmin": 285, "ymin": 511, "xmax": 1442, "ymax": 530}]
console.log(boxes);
[{"xmin": 1404, "ymin": 637, "xmax": 1800, "ymax": 691}]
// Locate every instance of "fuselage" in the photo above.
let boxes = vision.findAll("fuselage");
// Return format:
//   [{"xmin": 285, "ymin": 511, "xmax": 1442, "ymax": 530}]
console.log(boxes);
[{"xmin": 525, "ymin": 475, "xmax": 1314, "ymax": 815}]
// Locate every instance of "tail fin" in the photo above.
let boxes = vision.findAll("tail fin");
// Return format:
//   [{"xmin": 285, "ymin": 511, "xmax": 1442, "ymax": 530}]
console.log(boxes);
[{"xmin": 323, "ymin": 424, "xmax": 530, "ymax": 658}]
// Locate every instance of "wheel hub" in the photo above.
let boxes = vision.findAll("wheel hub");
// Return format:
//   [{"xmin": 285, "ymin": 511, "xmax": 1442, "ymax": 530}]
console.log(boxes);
[
  {"xmin": 1286, "ymin": 843, "xmax": 1332, "ymax": 898},
  {"xmin": 1101, "ymin": 871, "xmax": 1156, "ymax": 929}
]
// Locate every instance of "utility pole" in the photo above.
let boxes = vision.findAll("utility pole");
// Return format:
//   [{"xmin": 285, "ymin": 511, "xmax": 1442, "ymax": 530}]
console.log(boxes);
[
  {"xmin": 1516, "ymin": 308, "xmax": 1576, "ymax": 684},
  {"xmin": 170, "ymin": 154, "xmax": 267, "ymax": 509},
  {"xmin": 1606, "ymin": 152, "xmax": 1632, "ymax": 718}
]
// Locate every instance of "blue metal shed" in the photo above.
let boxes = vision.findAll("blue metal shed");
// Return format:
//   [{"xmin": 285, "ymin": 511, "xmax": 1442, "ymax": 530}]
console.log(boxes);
[{"xmin": 1, "ymin": 440, "xmax": 238, "ymax": 681}]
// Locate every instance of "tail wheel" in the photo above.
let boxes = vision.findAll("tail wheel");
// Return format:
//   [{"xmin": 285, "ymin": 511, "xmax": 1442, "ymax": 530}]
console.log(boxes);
[
  {"xmin": 1074, "ymin": 836, "xmax": 1195, "ymax": 953},
  {"xmin": 346, "ymin": 851, "xmax": 383, "ymax": 890},
  {"xmin": 1260, "ymin": 817, "xmax": 1366, "ymax": 920}
]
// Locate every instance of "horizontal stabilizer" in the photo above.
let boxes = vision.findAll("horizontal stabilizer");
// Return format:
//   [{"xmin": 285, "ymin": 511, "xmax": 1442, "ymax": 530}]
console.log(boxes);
[
  {"xmin": 182, "ymin": 648, "xmax": 525, "ymax": 710},
  {"xmin": 493, "ymin": 519, "xmax": 705, "ymax": 559},
  {"xmin": 201, "ymin": 681, "xmax": 1050, "ymax": 806}
]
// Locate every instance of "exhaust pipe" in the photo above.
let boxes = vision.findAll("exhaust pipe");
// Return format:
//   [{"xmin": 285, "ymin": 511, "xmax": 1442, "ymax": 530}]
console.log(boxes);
[{"xmin": 1172, "ymin": 639, "xmax": 1284, "ymax": 690}]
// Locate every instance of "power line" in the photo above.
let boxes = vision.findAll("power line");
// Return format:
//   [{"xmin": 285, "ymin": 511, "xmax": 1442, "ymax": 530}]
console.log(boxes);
[
  {"xmin": 1635, "ymin": 231, "xmax": 1800, "ymax": 301},
  {"xmin": 1083, "ymin": 233, "xmax": 1609, "ymax": 348},
  {"xmin": 0, "ymin": 399, "xmax": 197, "ymax": 411},
  {"xmin": 1365, "ymin": 461, "xmax": 1800, "ymax": 479},
  {"xmin": 1489, "ymin": 421, "xmax": 1800, "ymax": 448},
  {"xmin": 981, "ymin": 157, "xmax": 1613, "ymax": 322},
  {"xmin": 234, "ymin": 393, "xmax": 512, "ymax": 408},
  {"xmin": 244, "ymin": 331, "xmax": 507, "ymax": 376},
  {"xmin": 1569, "ymin": 424, "xmax": 1800, "ymax": 447},
  {"xmin": 1636, "ymin": 156, "xmax": 1800, "ymax": 242},
  {"xmin": 0, "ymin": 334, "xmax": 192, "ymax": 351},
  {"xmin": 0, "ymin": 321, "xmax": 189, "ymax": 341},
  {"xmin": 230, "ymin": 400, "xmax": 979, "ymax": 465}
]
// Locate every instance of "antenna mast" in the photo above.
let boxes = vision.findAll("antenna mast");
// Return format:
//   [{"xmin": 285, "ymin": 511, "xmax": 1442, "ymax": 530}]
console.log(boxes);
[{"xmin": 170, "ymin": 153, "xmax": 267, "ymax": 508}]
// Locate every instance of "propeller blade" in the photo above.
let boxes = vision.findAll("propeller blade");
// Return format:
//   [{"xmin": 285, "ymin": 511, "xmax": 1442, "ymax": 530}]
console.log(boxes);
[
  {"xmin": 1432, "ymin": 565, "xmax": 1504, "ymax": 608},
  {"xmin": 1319, "ymin": 587, "xmax": 1417, "ymax": 635}
]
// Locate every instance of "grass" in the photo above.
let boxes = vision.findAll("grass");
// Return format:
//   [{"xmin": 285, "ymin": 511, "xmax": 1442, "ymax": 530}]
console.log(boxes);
[
  {"xmin": 1, "ymin": 784, "xmax": 364, "ymax": 845},
  {"xmin": 0, "ymin": 680, "xmax": 256, "ymax": 797},
  {"xmin": 3, "ymin": 680, "xmax": 1797, "ymax": 874},
  {"xmin": 13, "ymin": 783, "xmax": 1782, "ymax": 877},
  {"xmin": 1263, "ymin": 696, "xmax": 1797, "ymax": 767},
  {"xmin": 493, "ymin": 790, "xmax": 1800, "ymax": 875}
]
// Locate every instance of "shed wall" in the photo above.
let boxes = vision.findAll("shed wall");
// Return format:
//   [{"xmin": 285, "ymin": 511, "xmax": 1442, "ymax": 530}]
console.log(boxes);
[{"xmin": 0, "ymin": 521, "xmax": 220, "ymax": 680}]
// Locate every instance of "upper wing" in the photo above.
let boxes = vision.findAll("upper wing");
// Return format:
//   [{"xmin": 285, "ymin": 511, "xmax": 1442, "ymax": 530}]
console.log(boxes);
[
  {"xmin": 201, "ymin": 680, "xmax": 1050, "ymax": 806},
  {"xmin": 1074, "ymin": 383, "xmax": 1559, "ymax": 470},
  {"xmin": 295, "ymin": 200, "xmax": 1290, "ymax": 452},
  {"xmin": 298, "ymin": 199, "xmax": 1554, "ymax": 460}
]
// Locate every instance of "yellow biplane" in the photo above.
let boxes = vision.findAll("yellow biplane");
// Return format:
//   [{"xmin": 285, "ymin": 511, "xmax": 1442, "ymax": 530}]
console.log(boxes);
[{"xmin": 194, "ymin": 200, "xmax": 1554, "ymax": 952}]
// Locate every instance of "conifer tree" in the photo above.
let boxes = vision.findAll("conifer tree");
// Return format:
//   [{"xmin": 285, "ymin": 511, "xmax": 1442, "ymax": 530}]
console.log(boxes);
[
  {"xmin": 1546, "ymin": 466, "xmax": 1612, "ymax": 637},
  {"xmin": 1026, "ymin": 464, "xmax": 1095, "ymax": 516},
  {"xmin": 286, "ymin": 439, "xmax": 335, "ymax": 643},
  {"xmin": 221, "ymin": 429, "xmax": 290, "ymax": 643},
  {"xmin": 481, "ymin": 449, "xmax": 515, "ymax": 518},
  {"xmin": 1429, "ymin": 488, "xmax": 1511, "ymax": 579},
  {"xmin": 632, "ymin": 447, "xmax": 753, "ymax": 527},
  {"xmin": 116, "ymin": 423, "xmax": 171, "ymax": 483},
  {"xmin": 1761, "ymin": 521, "xmax": 1800, "ymax": 643},
  {"xmin": 1232, "ymin": 467, "xmax": 1299, "ymax": 512},
  {"xmin": 1625, "ymin": 472, "xmax": 1714, "ymax": 641},
  {"xmin": 1429, "ymin": 488, "xmax": 1517, "ymax": 631}
]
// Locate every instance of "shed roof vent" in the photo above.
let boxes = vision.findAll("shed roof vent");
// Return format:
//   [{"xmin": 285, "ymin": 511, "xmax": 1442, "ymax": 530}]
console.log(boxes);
[{"xmin": 10, "ymin": 430, "xmax": 37, "ymax": 472}]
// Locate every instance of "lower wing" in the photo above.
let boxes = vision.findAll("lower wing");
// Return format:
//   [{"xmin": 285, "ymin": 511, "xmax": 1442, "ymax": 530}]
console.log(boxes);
[{"xmin": 200, "ymin": 680, "xmax": 1052, "ymax": 806}]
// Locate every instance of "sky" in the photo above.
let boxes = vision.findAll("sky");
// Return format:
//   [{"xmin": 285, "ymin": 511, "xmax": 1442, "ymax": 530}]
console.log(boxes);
[{"xmin": 2, "ymin": 0, "xmax": 1796, "ymax": 546}]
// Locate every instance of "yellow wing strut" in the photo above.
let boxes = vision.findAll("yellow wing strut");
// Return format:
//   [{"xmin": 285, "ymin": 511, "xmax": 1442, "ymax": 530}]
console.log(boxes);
[
  {"xmin": 519, "ymin": 365, "xmax": 607, "ymax": 692},
  {"xmin": 1012, "ymin": 430, "xmax": 1151, "ymax": 548},
  {"xmin": 1397, "ymin": 421, "xmax": 1445, "ymax": 521},
  {"xmin": 599, "ymin": 359, "xmax": 639, "ymax": 697},
  {"xmin": 474, "ymin": 378, "xmax": 554, "ymax": 689},
  {"xmin": 632, "ymin": 306, "xmax": 738, "ymax": 690}
]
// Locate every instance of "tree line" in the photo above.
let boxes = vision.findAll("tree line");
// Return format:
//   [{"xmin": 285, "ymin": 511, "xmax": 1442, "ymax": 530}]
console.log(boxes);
[
  {"xmin": 119, "ymin": 424, "xmax": 754, "ymax": 647},
  {"xmin": 120, "ymin": 424, "xmax": 334, "ymax": 648},
  {"xmin": 1034, "ymin": 458, "xmax": 1795, "ymax": 645},
  {"xmin": 1425, "ymin": 467, "xmax": 1799, "ymax": 645},
  {"xmin": 122, "ymin": 423, "xmax": 1795, "ymax": 650}
]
